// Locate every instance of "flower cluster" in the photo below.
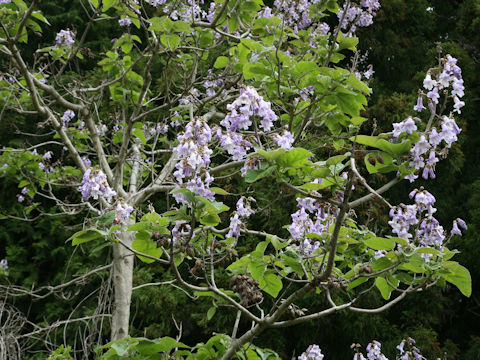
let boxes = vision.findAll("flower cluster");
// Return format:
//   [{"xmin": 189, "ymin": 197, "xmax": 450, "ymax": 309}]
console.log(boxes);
[
  {"xmin": 115, "ymin": 200, "xmax": 133, "ymax": 223},
  {"xmin": 173, "ymin": 117, "xmax": 214, "ymax": 204},
  {"xmin": 338, "ymin": 0, "xmax": 381, "ymax": 36},
  {"xmin": 288, "ymin": 196, "xmax": 333, "ymax": 255},
  {"xmin": 55, "ymin": 29, "xmax": 75, "ymax": 46},
  {"xmin": 274, "ymin": 131, "xmax": 294, "ymax": 150},
  {"xmin": 418, "ymin": 55, "xmax": 464, "ymax": 114},
  {"xmin": 216, "ymin": 86, "xmax": 277, "ymax": 164},
  {"xmin": 226, "ymin": 197, "xmax": 256, "ymax": 238},
  {"xmin": 388, "ymin": 188, "xmax": 466, "ymax": 259},
  {"xmin": 396, "ymin": 338, "xmax": 423, "ymax": 360},
  {"xmin": 172, "ymin": 220, "xmax": 191, "ymax": 244},
  {"xmin": 78, "ymin": 168, "xmax": 117, "ymax": 203},
  {"xmin": 391, "ymin": 56, "xmax": 465, "ymax": 182},
  {"xmin": 298, "ymin": 344, "xmax": 324, "ymax": 360},
  {"xmin": 118, "ymin": 16, "xmax": 132, "ymax": 27},
  {"xmin": 221, "ymin": 87, "xmax": 277, "ymax": 133},
  {"xmin": 61, "ymin": 110, "xmax": 75, "ymax": 128},
  {"xmin": 0, "ymin": 259, "xmax": 8, "ymax": 274}
]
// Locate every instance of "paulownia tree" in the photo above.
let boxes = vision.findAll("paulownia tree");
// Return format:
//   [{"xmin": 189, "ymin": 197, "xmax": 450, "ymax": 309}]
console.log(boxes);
[{"xmin": 0, "ymin": 0, "xmax": 471, "ymax": 358}]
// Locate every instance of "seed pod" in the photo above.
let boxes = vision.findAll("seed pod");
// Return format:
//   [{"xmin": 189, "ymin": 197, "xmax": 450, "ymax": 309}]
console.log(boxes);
[
  {"xmin": 376, "ymin": 154, "xmax": 385, "ymax": 164},
  {"xmin": 368, "ymin": 156, "xmax": 376, "ymax": 166}
]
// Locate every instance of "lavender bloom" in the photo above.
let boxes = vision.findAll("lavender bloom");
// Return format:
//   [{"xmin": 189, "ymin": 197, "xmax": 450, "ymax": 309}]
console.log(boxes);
[
  {"xmin": 61, "ymin": 110, "xmax": 75, "ymax": 127},
  {"xmin": 426, "ymin": 87, "xmax": 440, "ymax": 104},
  {"xmin": 171, "ymin": 221, "xmax": 191, "ymax": 244},
  {"xmin": 298, "ymin": 344, "xmax": 324, "ymax": 360},
  {"xmin": 423, "ymin": 73, "xmax": 436, "ymax": 90},
  {"xmin": 226, "ymin": 196, "xmax": 255, "ymax": 238},
  {"xmin": 115, "ymin": 201, "xmax": 133, "ymax": 222},
  {"xmin": 1, "ymin": 164, "xmax": 8, "ymax": 169},
  {"xmin": 21, "ymin": 187, "xmax": 28, "ymax": 195},
  {"xmin": 365, "ymin": 340, "xmax": 388, "ymax": 360},
  {"xmin": 0, "ymin": 0, "xmax": 12, "ymax": 4},
  {"xmin": 78, "ymin": 168, "xmax": 117, "ymax": 203},
  {"xmin": 147, "ymin": 0, "xmax": 166, "ymax": 6},
  {"xmin": 55, "ymin": 29, "xmax": 75, "ymax": 46},
  {"xmin": 274, "ymin": 131, "xmax": 294, "ymax": 150},
  {"xmin": 413, "ymin": 94, "xmax": 425, "ymax": 112},
  {"xmin": 422, "ymin": 151, "xmax": 438, "ymax": 179},
  {"xmin": 82, "ymin": 157, "xmax": 91, "ymax": 167},
  {"xmin": 17, "ymin": 195, "xmax": 25, "ymax": 203},
  {"xmin": 363, "ymin": 64, "xmax": 375, "ymax": 79},
  {"xmin": 451, "ymin": 218, "xmax": 467, "ymax": 236},
  {"xmin": 118, "ymin": 16, "xmax": 132, "ymax": 26},
  {"xmin": 0, "ymin": 259, "xmax": 7, "ymax": 272},
  {"xmin": 392, "ymin": 117, "xmax": 417, "ymax": 138},
  {"xmin": 43, "ymin": 151, "xmax": 53, "ymax": 160},
  {"xmin": 222, "ymin": 86, "xmax": 277, "ymax": 133},
  {"xmin": 453, "ymin": 95, "xmax": 465, "ymax": 114}
]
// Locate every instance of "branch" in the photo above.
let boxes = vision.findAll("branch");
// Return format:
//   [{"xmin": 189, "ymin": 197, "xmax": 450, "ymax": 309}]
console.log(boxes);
[
  {"xmin": 349, "ymin": 177, "xmax": 401, "ymax": 208},
  {"xmin": 350, "ymin": 158, "xmax": 393, "ymax": 209}
]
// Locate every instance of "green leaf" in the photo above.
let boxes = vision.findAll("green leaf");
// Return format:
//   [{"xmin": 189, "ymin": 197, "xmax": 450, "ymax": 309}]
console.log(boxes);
[
  {"xmin": 97, "ymin": 211, "xmax": 116, "ymax": 226},
  {"xmin": 269, "ymin": 235, "xmax": 288, "ymax": 250},
  {"xmin": 258, "ymin": 271, "xmax": 282, "ymax": 298},
  {"xmin": 346, "ymin": 74, "xmax": 371, "ymax": 94},
  {"xmin": 352, "ymin": 135, "xmax": 379, "ymax": 148},
  {"xmin": 214, "ymin": 56, "xmax": 229, "ymax": 69},
  {"xmin": 375, "ymin": 277, "xmax": 394, "ymax": 300},
  {"xmin": 102, "ymin": 0, "xmax": 115, "ymax": 12},
  {"xmin": 249, "ymin": 260, "xmax": 266, "ymax": 281},
  {"xmin": 69, "ymin": 229, "xmax": 106, "ymax": 245},
  {"xmin": 326, "ymin": 153, "xmax": 350, "ymax": 166},
  {"xmin": 206, "ymin": 306, "xmax": 216, "ymax": 321},
  {"xmin": 132, "ymin": 231, "xmax": 163, "ymax": 263},
  {"xmin": 293, "ymin": 61, "xmax": 319, "ymax": 77},
  {"xmin": 375, "ymin": 139, "xmax": 412, "ymax": 157},
  {"xmin": 245, "ymin": 166, "xmax": 275, "ymax": 183},
  {"xmin": 160, "ymin": 33, "xmax": 181, "ymax": 50},
  {"xmin": 149, "ymin": 16, "xmax": 173, "ymax": 32},
  {"xmin": 172, "ymin": 20, "xmax": 193, "ymax": 33},
  {"xmin": 442, "ymin": 262, "xmax": 472, "ymax": 297},
  {"xmin": 364, "ymin": 237, "xmax": 395, "ymax": 251},
  {"xmin": 132, "ymin": 128, "xmax": 146, "ymax": 145},
  {"xmin": 276, "ymin": 148, "xmax": 313, "ymax": 168},
  {"xmin": 338, "ymin": 35, "xmax": 358, "ymax": 50},
  {"xmin": 335, "ymin": 92, "xmax": 364, "ymax": 116}
]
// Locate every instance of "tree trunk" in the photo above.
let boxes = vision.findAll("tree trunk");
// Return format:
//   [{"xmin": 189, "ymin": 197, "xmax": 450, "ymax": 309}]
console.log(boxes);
[{"xmin": 111, "ymin": 223, "xmax": 134, "ymax": 341}]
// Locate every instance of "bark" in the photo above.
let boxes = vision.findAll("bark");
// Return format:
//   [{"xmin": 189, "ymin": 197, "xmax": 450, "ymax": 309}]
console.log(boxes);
[{"xmin": 111, "ymin": 220, "xmax": 135, "ymax": 341}]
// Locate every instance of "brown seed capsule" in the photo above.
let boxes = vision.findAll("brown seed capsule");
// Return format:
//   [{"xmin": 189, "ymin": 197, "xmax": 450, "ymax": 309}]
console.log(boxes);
[
  {"xmin": 376, "ymin": 154, "xmax": 385, "ymax": 164},
  {"xmin": 368, "ymin": 156, "xmax": 376, "ymax": 166}
]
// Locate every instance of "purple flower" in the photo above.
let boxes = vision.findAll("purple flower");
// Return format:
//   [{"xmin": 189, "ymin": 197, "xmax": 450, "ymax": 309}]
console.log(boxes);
[
  {"xmin": 119, "ymin": 16, "xmax": 132, "ymax": 26},
  {"xmin": 453, "ymin": 96, "xmax": 465, "ymax": 114},
  {"xmin": 423, "ymin": 73, "xmax": 436, "ymax": 90},
  {"xmin": 115, "ymin": 201, "xmax": 133, "ymax": 222},
  {"xmin": 17, "ymin": 195, "xmax": 25, "ymax": 203},
  {"xmin": 61, "ymin": 110, "xmax": 75, "ymax": 127},
  {"xmin": 21, "ymin": 187, "xmax": 28, "ymax": 195},
  {"xmin": 427, "ymin": 87, "xmax": 440, "ymax": 104},
  {"xmin": 43, "ymin": 151, "xmax": 52, "ymax": 160},
  {"xmin": 0, "ymin": 0, "xmax": 12, "ymax": 4},
  {"xmin": 298, "ymin": 344, "xmax": 324, "ymax": 360},
  {"xmin": 0, "ymin": 259, "xmax": 8, "ymax": 271},
  {"xmin": 274, "ymin": 131, "xmax": 294, "ymax": 150},
  {"xmin": 55, "ymin": 29, "xmax": 75, "ymax": 46},
  {"xmin": 413, "ymin": 94, "xmax": 425, "ymax": 112},
  {"xmin": 82, "ymin": 157, "xmax": 91, "ymax": 167},
  {"xmin": 451, "ymin": 218, "xmax": 467, "ymax": 236},
  {"xmin": 78, "ymin": 168, "xmax": 117, "ymax": 203}
]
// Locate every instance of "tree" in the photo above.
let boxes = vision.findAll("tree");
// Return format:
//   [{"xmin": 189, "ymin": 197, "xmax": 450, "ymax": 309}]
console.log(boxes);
[{"xmin": 0, "ymin": 0, "xmax": 472, "ymax": 358}]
